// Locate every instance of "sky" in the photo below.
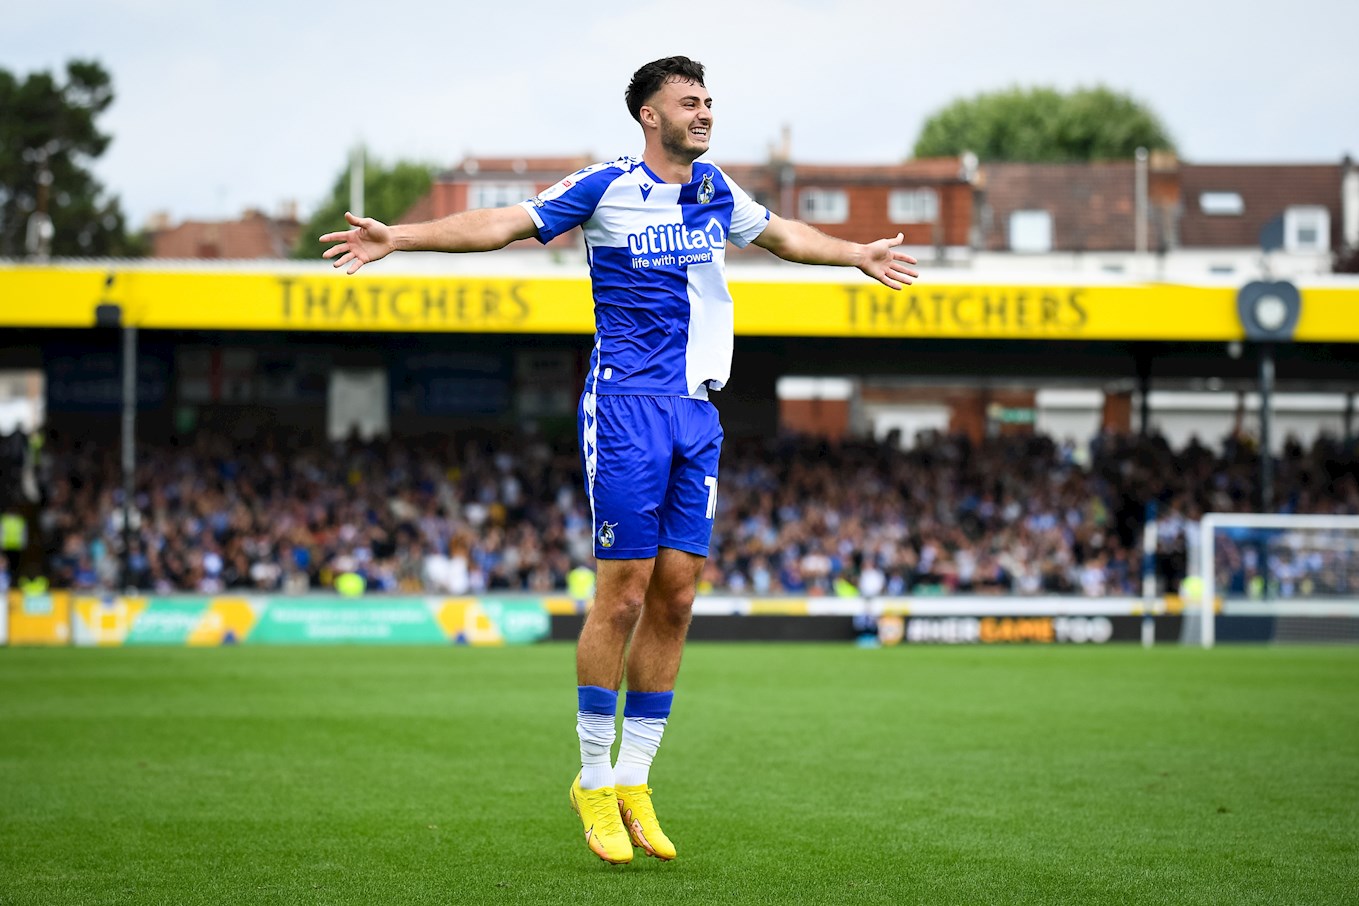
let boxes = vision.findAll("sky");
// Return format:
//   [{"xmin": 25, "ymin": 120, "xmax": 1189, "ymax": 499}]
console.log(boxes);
[{"xmin": 5, "ymin": 0, "xmax": 1357, "ymax": 229}]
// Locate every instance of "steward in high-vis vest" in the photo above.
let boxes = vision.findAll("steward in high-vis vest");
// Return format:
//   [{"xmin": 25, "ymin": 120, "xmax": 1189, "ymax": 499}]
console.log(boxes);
[
  {"xmin": 568, "ymin": 564, "xmax": 596, "ymax": 612},
  {"xmin": 0, "ymin": 512, "xmax": 25, "ymax": 551}
]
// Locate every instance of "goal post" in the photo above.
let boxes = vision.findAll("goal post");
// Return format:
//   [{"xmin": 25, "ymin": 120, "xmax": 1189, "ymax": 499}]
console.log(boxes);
[{"xmin": 1197, "ymin": 513, "xmax": 1359, "ymax": 648}]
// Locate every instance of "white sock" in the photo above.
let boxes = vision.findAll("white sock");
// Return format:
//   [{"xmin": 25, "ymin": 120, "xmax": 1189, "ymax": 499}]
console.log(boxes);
[
  {"xmin": 577, "ymin": 710, "xmax": 616, "ymax": 790},
  {"xmin": 614, "ymin": 716, "xmax": 667, "ymax": 788}
]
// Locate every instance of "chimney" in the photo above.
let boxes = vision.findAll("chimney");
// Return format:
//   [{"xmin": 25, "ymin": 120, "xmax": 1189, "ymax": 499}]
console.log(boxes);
[
  {"xmin": 1343, "ymin": 154, "xmax": 1358, "ymax": 251},
  {"xmin": 1149, "ymin": 149, "xmax": 1179, "ymax": 172}
]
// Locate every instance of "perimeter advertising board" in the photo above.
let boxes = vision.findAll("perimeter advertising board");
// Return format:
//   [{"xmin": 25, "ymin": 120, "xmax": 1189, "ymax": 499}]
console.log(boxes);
[
  {"xmin": 2, "ymin": 593, "xmax": 553, "ymax": 647},
  {"xmin": 880, "ymin": 615, "xmax": 1174, "ymax": 645}
]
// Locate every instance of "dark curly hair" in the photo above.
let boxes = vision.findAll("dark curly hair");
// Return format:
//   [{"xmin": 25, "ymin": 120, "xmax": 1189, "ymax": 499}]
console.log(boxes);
[{"xmin": 625, "ymin": 56, "xmax": 706, "ymax": 123}]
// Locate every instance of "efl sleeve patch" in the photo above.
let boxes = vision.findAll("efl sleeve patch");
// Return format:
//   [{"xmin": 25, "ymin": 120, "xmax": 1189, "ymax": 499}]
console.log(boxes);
[{"xmin": 525, "ymin": 163, "xmax": 616, "ymax": 244}]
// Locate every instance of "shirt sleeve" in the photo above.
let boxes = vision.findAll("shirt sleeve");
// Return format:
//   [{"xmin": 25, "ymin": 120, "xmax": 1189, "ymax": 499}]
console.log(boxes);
[
  {"xmin": 718, "ymin": 166, "xmax": 771, "ymax": 248},
  {"xmin": 518, "ymin": 163, "xmax": 616, "ymax": 244}
]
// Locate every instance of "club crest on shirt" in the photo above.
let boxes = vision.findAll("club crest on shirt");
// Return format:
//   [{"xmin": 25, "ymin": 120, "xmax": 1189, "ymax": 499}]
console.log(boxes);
[
  {"xmin": 597, "ymin": 521, "xmax": 617, "ymax": 549},
  {"xmin": 697, "ymin": 173, "xmax": 714, "ymax": 205}
]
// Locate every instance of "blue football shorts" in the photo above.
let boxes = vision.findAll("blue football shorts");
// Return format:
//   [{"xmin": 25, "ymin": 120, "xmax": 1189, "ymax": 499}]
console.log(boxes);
[{"xmin": 579, "ymin": 392, "xmax": 723, "ymax": 560}]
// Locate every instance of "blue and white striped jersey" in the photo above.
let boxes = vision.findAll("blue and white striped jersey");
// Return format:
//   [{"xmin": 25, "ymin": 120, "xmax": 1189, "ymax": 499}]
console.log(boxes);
[{"xmin": 519, "ymin": 156, "xmax": 770, "ymax": 399}]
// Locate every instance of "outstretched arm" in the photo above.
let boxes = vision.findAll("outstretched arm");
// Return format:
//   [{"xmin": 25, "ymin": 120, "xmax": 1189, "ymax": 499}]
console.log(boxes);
[
  {"xmin": 320, "ymin": 206, "xmax": 539, "ymax": 274},
  {"xmin": 751, "ymin": 214, "xmax": 919, "ymax": 290}
]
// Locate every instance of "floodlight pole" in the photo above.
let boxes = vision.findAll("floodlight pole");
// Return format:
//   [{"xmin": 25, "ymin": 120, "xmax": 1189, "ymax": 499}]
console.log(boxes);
[
  {"xmin": 1134, "ymin": 147, "xmax": 1149, "ymax": 259},
  {"xmin": 350, "ymin": 143, "xmax": 365, "ymax": 218}
]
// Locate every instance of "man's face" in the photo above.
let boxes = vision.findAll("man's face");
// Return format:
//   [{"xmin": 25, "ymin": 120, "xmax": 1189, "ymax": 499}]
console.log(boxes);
[{"xmin": 645, "ymin": 76, "xmax": 713, "ymax": 161}]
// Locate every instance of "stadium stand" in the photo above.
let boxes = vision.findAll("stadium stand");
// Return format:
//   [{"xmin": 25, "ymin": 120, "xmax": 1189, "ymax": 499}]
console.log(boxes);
[{"xmin": 25, "ymin": 426, "xmax": 1358, "ymax": 596}]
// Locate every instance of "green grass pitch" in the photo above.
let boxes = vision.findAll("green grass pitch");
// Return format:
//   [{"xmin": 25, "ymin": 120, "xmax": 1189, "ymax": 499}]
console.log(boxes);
[{"xmin": 1, "ymin": 643, "xmax": 1356, "ymax": 905}]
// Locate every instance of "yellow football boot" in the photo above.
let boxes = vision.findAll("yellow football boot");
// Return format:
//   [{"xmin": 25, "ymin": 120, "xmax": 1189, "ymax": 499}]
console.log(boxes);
[
  {"xmin": 616, "ymin": 784, "xmax": 677, "ymax": 861},
  {"xmin": 569, "ymin": 773, "xmax": 632, "ymax": 864}
]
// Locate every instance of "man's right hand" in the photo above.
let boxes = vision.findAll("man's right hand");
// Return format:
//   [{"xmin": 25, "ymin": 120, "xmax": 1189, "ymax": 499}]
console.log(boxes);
[{"xmin": 321, "ymin": 211, "xmax": 394, "ymax": 274}]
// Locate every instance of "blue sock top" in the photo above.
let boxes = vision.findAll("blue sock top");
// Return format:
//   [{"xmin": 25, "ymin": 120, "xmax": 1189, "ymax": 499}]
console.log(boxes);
[
  {"xmin": 577, "ymin": 685, "xmax": 619, "ymax": 716},
  {"xmin": 624, "ymin": 690, "xmax": 674, "ymax": 720}
]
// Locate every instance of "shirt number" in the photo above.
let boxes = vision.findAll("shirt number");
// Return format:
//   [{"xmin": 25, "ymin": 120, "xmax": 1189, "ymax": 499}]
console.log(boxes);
[{"xmin": 704, "ymin": 476, "xmax": 718, "ymax": 519}]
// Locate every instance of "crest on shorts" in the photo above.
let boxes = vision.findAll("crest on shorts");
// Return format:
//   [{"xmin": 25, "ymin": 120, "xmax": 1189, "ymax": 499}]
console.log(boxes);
[
  {"xmin": 597, "ymin": 521, "xmax": 617, "ymax": 549},
  {"xmin": 697, "ymin": 173, "xmax": 714, "ymax": 205}
]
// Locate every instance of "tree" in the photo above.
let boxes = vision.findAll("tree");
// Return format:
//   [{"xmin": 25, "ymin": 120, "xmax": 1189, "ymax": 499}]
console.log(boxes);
[
  {"xmin": 0, "ymin": 60, "xmax": 145, "ymax": 258},
  {"xmin": 292, "ymin": 156, "xmax": 435, "ymax": 260},
  {"xmin": 912, "ymin": 86, "xmax": 1175, "ymax": 162}
]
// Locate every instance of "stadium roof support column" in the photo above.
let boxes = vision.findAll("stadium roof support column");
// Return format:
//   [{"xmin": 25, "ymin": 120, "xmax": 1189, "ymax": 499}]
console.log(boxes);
[
  {"xmin": 1135, "ymin": 345, "xmax": 1153, "ymax": 437},
  {"xmin": 718, "ymin": 342, "xmax": 782, "ymax": 439},
  {"xmin": 1259, "ymin": 343, "xmax": 1274, "ymax": 511},
  {"xmin": 121, "ymin": 324, "xmax": 137, "ymax": 592}
]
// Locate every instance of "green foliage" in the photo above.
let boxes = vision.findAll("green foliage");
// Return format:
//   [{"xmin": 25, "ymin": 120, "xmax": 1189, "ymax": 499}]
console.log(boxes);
[
  {"xmin": 0, "ymin": 60, "xmax": 145, "ymax": 258},
  {"xmin": 292, "ymin": 157, "xmax": 435, "ymax": 259},
  {"xmin": 913, "ymin": 85, "xmax": 1176, "ymax": 162}
]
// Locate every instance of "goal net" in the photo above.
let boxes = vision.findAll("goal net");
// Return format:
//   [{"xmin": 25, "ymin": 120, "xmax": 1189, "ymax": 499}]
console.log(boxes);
[{"xmin": 1188, "ymin": 514, "xmax": 1359, "ymax": 647}]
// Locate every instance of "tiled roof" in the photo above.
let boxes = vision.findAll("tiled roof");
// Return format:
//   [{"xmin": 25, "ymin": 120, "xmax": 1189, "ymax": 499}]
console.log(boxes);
[
  {"xmin": 150, "ymin": 211, "xmax": 302, "ymax": 259},
  {"xmin": 1179, "ymin": 164, "xmax": 1342, "ymax": 248},
  {"xmin": 722, "ymin": 157, "xmax": 962, "ymax": 194},
  {"xmin": 979, "ymin": 162, "xmax": 1170, "ymax": 252},
  {"xmin": 778, "ymin": 158, "xmax": 965, "ymax": 183}
]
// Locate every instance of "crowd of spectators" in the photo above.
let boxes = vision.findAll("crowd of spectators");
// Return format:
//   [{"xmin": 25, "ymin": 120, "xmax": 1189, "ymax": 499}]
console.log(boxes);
[
  {"xmin": 707, "ymin": 430, "xmax": 1358, "ymax": 598},
  {"xmin": 15, "ymin": 425, "xmax": 1359, "ymax": 598},
  {"xmin": 32, "ymin": 429, "xmax": 587, "ymax": 596}
]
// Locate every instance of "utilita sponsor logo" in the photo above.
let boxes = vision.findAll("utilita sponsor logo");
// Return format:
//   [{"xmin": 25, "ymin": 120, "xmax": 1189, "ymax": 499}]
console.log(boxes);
[{"xmin": 627, "ymin": 219, "xmax": 725, "ymax": 255}]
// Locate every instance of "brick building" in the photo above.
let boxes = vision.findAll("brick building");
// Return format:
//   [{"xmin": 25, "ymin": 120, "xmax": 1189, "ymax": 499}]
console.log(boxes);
[
  {"xmin": 971, "ymin": 155, "xmax": 1356, "ymax": 279},
  {"xmin": 400, "ymin": 153, "xmax": 978, "ymax": 264},
  {"xmin": 401, "ymin": 152, "xmax": 1357, "ymax": 279},
  {"xmin": 399, "ymin": 156, "xmax": 595, "ymax": 253},
  {"xmin": 720, "ymin": 156, "xmax": 973, "ymax": 261},
  {"xmin": 149, "ymin": 207, "xmax": 302, "ymax": 260}
]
